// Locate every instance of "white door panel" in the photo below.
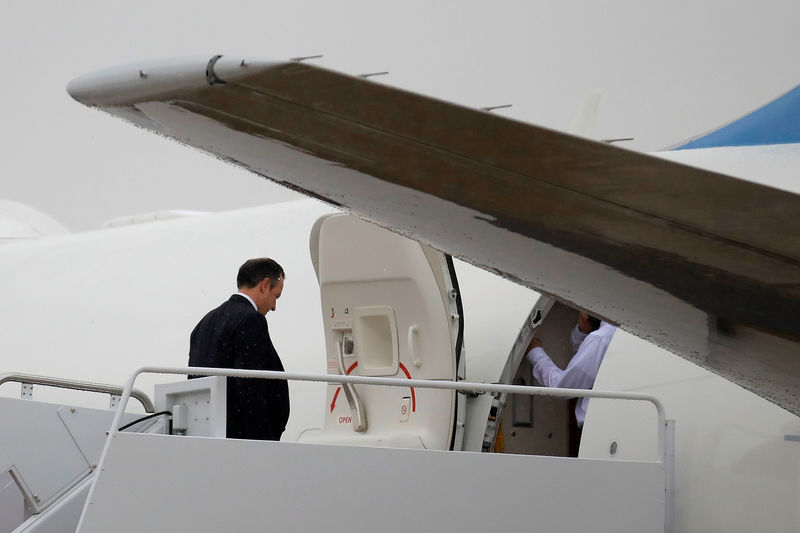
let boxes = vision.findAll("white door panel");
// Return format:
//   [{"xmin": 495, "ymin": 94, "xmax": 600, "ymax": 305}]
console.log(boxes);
[{"xmin": 307, "ymin": 215, "xmax": 460, "ymax": 450}]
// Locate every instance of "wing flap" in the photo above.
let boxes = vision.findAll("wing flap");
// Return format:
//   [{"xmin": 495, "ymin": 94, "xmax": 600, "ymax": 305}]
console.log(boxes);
[{"xmin": 226, "ymin": 61, "xmax": 800, "ymax": 261}]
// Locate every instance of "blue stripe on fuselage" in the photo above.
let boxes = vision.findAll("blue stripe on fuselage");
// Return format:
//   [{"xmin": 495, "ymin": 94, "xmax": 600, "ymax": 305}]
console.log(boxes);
[{"xmin": 673, "ymin": 84, "xmax": 800, "ymax": 150}]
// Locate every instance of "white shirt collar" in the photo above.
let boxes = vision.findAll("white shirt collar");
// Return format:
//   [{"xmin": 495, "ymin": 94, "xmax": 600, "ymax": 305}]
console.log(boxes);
[{"xmin": 235, "ymin": 292, "xmax": 258, "ymax": 311}]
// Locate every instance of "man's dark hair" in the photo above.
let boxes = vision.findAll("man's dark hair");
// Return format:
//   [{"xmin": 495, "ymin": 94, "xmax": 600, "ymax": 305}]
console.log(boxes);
[
  {"xmin": 237, "ymin": 258, "xmax": 285, "ymax": 289},
  {"xmin": 587, "ymin": 315, "xmax": 601, "ymax": 332}
]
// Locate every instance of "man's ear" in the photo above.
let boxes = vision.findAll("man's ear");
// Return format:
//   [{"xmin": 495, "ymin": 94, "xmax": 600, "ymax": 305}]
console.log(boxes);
[{"xmin": 261, "ymin": 278, "xmax": 271, "ymax": 293}]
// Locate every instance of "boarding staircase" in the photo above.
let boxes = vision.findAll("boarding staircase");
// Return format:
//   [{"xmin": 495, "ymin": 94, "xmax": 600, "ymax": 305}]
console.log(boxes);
[
  {"xmin": 1, "ymin": 369, "xmax": 674, "ymax": 533},
  {"xmin": 0, "ymin": 374, "xmax": 159, "ymax": 533}
]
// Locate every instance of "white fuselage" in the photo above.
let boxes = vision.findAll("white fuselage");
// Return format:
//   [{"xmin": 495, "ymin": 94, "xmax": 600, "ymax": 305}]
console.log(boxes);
[
  {"xmin": 0, "ymin": 199, "xmax": 533, "ymax": 441},
  {"xmin": 0, "ymin": 190, "xmax": 797, "ymax": 531}
]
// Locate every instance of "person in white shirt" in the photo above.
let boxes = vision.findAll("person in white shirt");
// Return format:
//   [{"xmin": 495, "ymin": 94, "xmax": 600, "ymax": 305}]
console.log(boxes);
[{"xmin": 526, "ymin": 312, "xmax": 617, "ymax": 432}]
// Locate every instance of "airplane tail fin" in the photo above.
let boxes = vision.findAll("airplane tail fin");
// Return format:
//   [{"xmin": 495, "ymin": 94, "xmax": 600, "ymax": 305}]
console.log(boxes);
[{"xmin": 672, "ymin": 83, "xmax": 800, "ymax": 150}]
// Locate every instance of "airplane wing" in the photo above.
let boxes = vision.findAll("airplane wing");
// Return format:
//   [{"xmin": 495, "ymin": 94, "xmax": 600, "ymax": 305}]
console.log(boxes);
[{"xmin": 68, "ymin": 55, "xmax": 800, "ymax": 416}]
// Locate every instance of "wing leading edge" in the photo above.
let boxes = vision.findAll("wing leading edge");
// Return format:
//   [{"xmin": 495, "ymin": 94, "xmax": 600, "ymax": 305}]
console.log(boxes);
[{"xmin": 68, "ymin": 55, "xmax": 800, "ymax": 415}]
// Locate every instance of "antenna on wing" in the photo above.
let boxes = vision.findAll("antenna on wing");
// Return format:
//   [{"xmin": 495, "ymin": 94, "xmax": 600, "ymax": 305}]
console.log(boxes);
[
  {"xmin": 291, "ymin": 54, "xmax": 324, "ymax": 62},
  {"xmin": 601, "ymin": 137, "xmax": 635, "ymax": 144},
  {"xmin": 481, "ymin": 104, "xmax": 513, "ymax": 112},
  {"xmin": 359, "ymin": 72, "xmax": 390, "ymax": 79}
]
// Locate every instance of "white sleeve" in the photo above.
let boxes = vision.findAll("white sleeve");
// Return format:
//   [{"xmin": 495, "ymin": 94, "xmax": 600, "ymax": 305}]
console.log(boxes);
[{"xmin": 526, "ymin": 334, "xmax": 605, "ymax": 390}]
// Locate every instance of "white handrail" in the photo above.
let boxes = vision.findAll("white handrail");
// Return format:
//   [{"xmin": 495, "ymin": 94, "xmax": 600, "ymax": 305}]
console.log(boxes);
[
  {"xmin": 106, "ymin": 365, "xmax": 667, "ymax": 459},
  {"xmin": 0, "ymin": 372, "xmax": 155, "ymax": 412}
]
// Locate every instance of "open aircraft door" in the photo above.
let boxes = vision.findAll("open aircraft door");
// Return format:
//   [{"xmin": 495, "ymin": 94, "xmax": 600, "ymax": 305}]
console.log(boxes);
[{"xmin": 308, "ymin": 214, "xmax": 464, "ymax": 450}]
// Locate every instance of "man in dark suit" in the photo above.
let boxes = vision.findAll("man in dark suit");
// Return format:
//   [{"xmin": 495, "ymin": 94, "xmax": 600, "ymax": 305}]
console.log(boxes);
[{"xmin": 188, "ymin": 258, "xmax": 289, "ymax": 441}]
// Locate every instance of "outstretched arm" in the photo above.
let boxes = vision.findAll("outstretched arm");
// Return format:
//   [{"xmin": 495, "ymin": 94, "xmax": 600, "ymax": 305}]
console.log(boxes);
[{"xmin": 526, "ymin": 335, "xmax": 605, "ymax": 390}]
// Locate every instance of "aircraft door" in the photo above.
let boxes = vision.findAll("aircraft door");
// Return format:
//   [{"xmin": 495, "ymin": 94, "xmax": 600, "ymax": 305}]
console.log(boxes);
[
  {"xmin": 309, "ymin": 214, "xmax": 462, "ymax": 450},
  {"xmin": 488, "ymin": 300, "xmax": 590, "ymax": 457}
]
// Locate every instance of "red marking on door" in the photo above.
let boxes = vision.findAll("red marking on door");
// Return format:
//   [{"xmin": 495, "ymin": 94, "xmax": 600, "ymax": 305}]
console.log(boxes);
[
  {"xmin": 330, "ymin": 361, "xmax": 417, "ymax": 413},
  {"xmin": 398, "ymin": 362, "xmax": 416, "ymax": 412},
  {"xmin": 331, "ymin": 361, "xmax": 361, "ymax": 412},
  {"xmin": 330, "ymin": 388, "xmax": 341, "ymax": 413}
]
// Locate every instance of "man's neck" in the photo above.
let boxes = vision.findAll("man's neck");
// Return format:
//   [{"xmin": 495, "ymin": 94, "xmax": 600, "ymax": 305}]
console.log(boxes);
[{"xmin": 236, "ymin": 291, "xmax": 258, "ymax": 312}]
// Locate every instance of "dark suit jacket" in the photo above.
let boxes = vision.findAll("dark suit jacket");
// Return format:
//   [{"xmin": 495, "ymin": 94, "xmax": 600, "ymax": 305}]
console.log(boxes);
[{"xmin": 188, "ymin": 294, "xmax": 289, "ymax": 440}]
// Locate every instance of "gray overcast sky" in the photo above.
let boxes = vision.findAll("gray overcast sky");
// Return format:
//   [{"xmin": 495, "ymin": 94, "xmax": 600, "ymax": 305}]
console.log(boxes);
[{"xmin": 2, "ymin": 0, "xmax": 800, "ymax": 230}]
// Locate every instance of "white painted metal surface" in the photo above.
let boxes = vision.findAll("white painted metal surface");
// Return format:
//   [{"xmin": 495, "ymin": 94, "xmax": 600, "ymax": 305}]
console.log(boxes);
[
  {"xmin": 0, "ymin": 397, "xmax": 138, "ymax": 532},
  {"xmin": 102, "ymin": 210, "xmax": 209, "ymax": 228},
  {"xmin": 656, "ymin": 144, "xmax": 800, "ymax": 195},
  {"xmin": 12, "ymin": 477, "xmax": 92, "ymax": 533},
  {"xmin": 0, "ymin": 200, "xmax": 68, "ymax": 243},
  {"xmin": 3, "ymin": 193, "xmax": 793, "ymax": 530},
  {"xmin": 0, "ymin": 200, "xmax": 335, "ymax": 438},
  {"xmin": 312, "ymin": 214, "xmax": 459, "ymax": 449},
  {"xmin": 0, "ymin": 469, "xmax": 25, "ymax": 533},
  {"xmin": 69, "ymin": 364, "xmax": 671, "ymax": 532},
  {"xmin": 0, "ymin": 399, "xmax": 92, "ymax": 513},
  {"xmin": 107, "ymin": 366, "xmax": 668, "ymax": 457},
  {"xmin": 154, "ymin": 376, "xmax": 226, "ymax": 438},
  {"xmin": 0, "ymin": 397, "xmax": 140, "ymax": 514},
  {"xmin": 0, "ymin": 199, "xmax": 533, "ymax": 450},
  {"xmin": 583, "ymin": 330, "xmax": 800, "ymax": 531},
  {"xmin": 78, "ymin": 433, "xmax": 666, "ymax": 533}
]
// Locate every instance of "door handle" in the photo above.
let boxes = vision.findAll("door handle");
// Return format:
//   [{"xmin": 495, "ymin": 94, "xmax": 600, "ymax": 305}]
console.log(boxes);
[
  {"xmin": 408, "ymin": 324, "xmax": 421, "ymax": 368},
  {"xmin": 336, "ymin": 337, "xmax": 367, "ymax": 432}
]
